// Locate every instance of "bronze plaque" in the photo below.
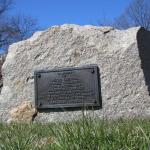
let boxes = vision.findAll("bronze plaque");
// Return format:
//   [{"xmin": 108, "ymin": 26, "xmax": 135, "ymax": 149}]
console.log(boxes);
[{"xmin": 34, "ymin": 65, "xmax": 102, "ymax": 110}]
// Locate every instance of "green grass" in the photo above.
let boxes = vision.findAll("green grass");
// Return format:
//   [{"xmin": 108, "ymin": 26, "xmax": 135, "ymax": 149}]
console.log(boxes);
[{"xmin": 0, "ymin": 117, "xmax": 150, "ymax": 150}]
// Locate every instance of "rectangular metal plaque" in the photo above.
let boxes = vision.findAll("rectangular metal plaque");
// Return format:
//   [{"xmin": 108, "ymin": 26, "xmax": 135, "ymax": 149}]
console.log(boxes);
[{"xmin": 34, "ymin": 65, "xmax": 102, "ymax": 110}]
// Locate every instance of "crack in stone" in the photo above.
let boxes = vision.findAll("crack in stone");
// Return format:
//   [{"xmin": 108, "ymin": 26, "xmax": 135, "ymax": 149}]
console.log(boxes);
[{"xmin": 103, "ymin": 28, "xmax": 114, "ymax": 35}]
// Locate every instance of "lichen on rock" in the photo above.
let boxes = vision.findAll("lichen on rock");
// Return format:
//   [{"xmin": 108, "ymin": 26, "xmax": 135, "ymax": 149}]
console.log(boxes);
[{"xmin": 7, "ymin": 101, "xmax": 37, "ymax": 123}]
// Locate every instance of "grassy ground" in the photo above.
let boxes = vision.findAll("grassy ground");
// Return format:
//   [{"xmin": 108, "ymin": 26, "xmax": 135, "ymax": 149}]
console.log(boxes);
[{"xmin": 0, "ymin": 117, "xmax": 150, "ymax": 150}]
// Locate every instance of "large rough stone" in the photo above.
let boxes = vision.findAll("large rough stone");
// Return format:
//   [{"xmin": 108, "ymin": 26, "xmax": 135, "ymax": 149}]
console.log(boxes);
[{"xmin": 0, "ymin": 24, "xmax": 150, "ymax": 122}]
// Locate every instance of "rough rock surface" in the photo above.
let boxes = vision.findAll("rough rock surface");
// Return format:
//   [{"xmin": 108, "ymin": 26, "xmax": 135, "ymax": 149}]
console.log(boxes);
[{"xmin": 0, "ymin": 24, "xmax": 150, "ymax": 122}]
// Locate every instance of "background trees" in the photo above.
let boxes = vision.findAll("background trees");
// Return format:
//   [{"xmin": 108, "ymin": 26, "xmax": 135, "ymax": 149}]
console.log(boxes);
[
  {"xmin": 0, "ymin": 0, "xmax": 38, "ymax": 52},
  {"xmin": 114, "ymin": 0, "xmax": 150, "ymax": 30}
]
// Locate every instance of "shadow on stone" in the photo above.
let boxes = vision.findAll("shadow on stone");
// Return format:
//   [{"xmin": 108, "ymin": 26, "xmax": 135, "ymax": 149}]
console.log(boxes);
[
  {"xmin": 38, "ymin": 106, "xmax": 101, "ymax": 113},
  {"xmin": 137, "ymin": 27, "xmax": 150, "ymax": 95}
]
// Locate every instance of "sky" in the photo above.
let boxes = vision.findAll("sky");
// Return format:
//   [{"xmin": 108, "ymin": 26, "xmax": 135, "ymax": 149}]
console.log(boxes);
[{"xmin": 10, "ymin": 0, "xmax": 133, "ymax": 29}]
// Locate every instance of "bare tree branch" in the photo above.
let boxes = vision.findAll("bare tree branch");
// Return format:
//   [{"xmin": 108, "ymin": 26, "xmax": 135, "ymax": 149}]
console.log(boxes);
[
  {"xmin": 114, "ymin": 0, "xmax": 150, "ymax": 30},
  {"xmin": 9, "ymin": 15, "xmax": 38, "ymax": 40},
  {"xmin": 0, "ymin": 0, "xmax": 38, "ymax": 52},
  {"xmin": 0, "ymin": 0, "xmax": 12, "ymax": 16}
]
